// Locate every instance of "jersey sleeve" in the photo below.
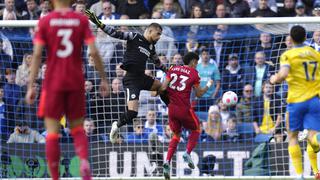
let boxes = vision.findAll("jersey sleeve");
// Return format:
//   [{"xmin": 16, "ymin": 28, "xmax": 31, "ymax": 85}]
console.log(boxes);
[
  {"xmin": 83, "ymin": 17, "xmax": 95, "ymax": 45},
  {"xmin": 102, "ymin": 25, "xmax": 137, "ymax": 40},
  {"xmin": 150, "ymin": 47, "xmax": 161, "ymax": 65},
  {"xmin": 33, "ymin": 18, "xmax": 46, "ymax": 45},
  {"xmin": 279, "ymin": 52, "xmax": 290, "ymax": 68}
]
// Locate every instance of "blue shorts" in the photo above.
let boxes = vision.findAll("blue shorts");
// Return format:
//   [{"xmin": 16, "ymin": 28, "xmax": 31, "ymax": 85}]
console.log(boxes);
[{"xmin": 287, "ymin": 96, "xmax": 320, "ymax": 132}]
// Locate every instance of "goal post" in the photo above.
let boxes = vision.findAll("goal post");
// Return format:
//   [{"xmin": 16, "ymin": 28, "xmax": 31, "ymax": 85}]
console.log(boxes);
[{"xmin": 1, "ymin": 17, "xmax": 320, "ymax": 179}]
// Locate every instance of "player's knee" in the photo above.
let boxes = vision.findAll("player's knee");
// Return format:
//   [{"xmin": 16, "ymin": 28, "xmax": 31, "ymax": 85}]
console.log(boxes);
[
  {"xmin": 288, "ymin": 131, "xmax": 299, "ymax": 139},
  {"xmin": 288, "ymin": 133, "xmax": 299, "ymax": 146}
]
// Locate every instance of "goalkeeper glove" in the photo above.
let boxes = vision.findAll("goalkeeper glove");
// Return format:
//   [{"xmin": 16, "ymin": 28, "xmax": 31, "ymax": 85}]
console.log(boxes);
[
  {"xmin": 158, "ymin": 64, "xmax": 175, "ymax": 73},
  {"xmin": 159, "ymin": 64, "xmax": 168, "ymax": 72},
  {"xmin": 85, "ymin": 9, "xmax": 104, "ymax": 29}
]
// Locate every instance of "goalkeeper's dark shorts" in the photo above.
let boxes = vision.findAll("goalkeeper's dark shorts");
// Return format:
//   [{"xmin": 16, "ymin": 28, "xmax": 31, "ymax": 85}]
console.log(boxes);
[{"xmin": 123, "ymin": 72, "xmax": 155, "ymax": 101}]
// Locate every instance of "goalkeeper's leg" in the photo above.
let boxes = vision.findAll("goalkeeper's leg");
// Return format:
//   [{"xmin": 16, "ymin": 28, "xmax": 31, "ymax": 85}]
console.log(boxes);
[
  {"xmin": 149, "ymin": 78, "xmax": 170, "ymax": 106},
  {"xmin": 110, "ymin": 100, "xmax": 138, "ymax": 143}
]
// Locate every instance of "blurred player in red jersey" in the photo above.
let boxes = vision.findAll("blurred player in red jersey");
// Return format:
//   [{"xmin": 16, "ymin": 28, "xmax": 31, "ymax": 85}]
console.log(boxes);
[
  {"xmin": 25, "ymin": 0, "xmax": 109, "ymax": 180},
  {"xmin": 159, "ymin": 52, "xmax": 213, "ymax": 180}
]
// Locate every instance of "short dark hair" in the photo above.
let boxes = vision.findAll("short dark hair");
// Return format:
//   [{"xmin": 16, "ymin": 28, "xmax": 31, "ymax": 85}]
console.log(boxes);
[
  {"xmin": 148, "ymin": 23, "xmax": 162, "ymax": 31},
  {"xmin": 183, "ymin": 52, "xmax": 199, "ymax": 65},
  {"xmin": 290, "ymin": 25, "xmax": 306, "ymax": 44}
]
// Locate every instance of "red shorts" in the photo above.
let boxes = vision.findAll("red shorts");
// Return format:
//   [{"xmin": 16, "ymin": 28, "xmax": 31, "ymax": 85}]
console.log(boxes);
[
  {"xmin": 168, "ymin": 104, "xmax": 200, "ymax": 134},
  {"xmin": 38, "ymin": 89, "xmax": 86, "ymax": 120}
]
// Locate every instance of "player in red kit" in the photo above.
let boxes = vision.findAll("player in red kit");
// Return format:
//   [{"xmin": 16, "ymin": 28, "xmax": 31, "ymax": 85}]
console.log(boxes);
[
  {"xmin": 159, "ymin": 52, "xmax": 213, "ymax": 180},
  {"xmin": 25, "ymin": 0, "xmax": 109, "ymax": 180}
]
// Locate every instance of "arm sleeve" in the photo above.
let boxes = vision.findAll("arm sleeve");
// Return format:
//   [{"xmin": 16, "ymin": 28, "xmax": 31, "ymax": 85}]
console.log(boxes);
[
  {"xmin": 150, "ymin": 50, "xmax": 161, "ymax": 65},
  {"xmin": 102, "ymin": 25, "xmax": 137, "ymax": 40},
  {"xmin": 279, "ymin": 53, "xmax": 290, "ymax": 68}
]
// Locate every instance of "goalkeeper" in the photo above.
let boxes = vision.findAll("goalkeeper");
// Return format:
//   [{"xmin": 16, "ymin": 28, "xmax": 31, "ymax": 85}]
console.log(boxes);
[
  {"xmin": 85, "ymin": 10, "xmax": 169, "ymax": 143},
  {"xmin": 270, "ymin": 25, "xmax": 320, "ymax": 180}
]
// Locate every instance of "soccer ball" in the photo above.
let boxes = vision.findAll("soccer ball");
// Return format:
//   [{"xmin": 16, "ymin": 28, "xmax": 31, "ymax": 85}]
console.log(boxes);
[{"xmin": 222, "ymin": 91, "xmax": 238, "ymax": 106}]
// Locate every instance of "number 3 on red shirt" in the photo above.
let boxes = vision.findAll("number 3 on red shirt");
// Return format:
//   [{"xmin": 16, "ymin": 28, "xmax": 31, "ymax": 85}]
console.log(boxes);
[{"xmin": 57, "ymin": 29, "xmax": 73, "ymax": 58}]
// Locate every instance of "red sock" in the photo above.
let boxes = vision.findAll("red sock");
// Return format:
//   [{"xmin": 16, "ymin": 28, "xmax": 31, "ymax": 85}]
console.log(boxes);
[
  {"xmin": 166, "ymin": 135, "xmax": 180, "ymax": 162},
  {"xmin": 46, "ymin": 133, "xmax": 60, "ymax": 180},
  {"xmin": 186, "ymin": 130, "xmax": 200, "ymax": 154},
  {"xmin": 71, "ymin": 126, "xmax": 88, "ymax": 160}
]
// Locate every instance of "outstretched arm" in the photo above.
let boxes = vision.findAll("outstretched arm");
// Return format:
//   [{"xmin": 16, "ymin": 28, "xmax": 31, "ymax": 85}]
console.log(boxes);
[
  {"xmin": 85, "ymin": 9, "xmax": 136, "ymax": 41},
  {"xmin": 150, "ymin": 52, "xmax": 168, "ymax": 72},
  {"xmin": 270, "ymin": 65, "xmax": 290, "ymax": 84}
]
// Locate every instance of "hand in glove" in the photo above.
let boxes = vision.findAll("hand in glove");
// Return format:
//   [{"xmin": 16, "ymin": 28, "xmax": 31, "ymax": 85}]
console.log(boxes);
[{"xmin": 85, "ymin": 9, "xmax": 104, "ymax": 29}]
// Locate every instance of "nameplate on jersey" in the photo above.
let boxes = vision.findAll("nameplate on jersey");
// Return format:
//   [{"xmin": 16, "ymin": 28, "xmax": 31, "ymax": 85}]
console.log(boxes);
[
  {"xmin": 171, "ymin": 67, "xmax": 190, "ymax": 74},
  {"xmin": 50, "ymin": 19, "xmax": 80, "ymax": 26}
]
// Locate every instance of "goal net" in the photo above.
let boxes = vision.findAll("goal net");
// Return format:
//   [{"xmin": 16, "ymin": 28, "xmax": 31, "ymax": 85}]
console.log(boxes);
[{"xmin": 0, "ymin": 17, "xmax": 320, "ymax": 179}]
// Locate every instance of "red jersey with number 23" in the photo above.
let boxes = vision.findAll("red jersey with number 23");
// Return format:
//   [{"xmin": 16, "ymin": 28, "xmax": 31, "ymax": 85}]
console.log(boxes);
[
  {"xmin": 166, "ymin": 65, "xmax": 200, "ymax": 107},
  {"xmin": 33, "ymin": 10, "xmax": 95, "ymax": 91}
]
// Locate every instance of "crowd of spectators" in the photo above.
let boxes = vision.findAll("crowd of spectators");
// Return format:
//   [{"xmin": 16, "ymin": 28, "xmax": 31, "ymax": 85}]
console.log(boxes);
[{"xmin": 1, "ymin": 0, "xmax": 319, "ymax": 146}]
